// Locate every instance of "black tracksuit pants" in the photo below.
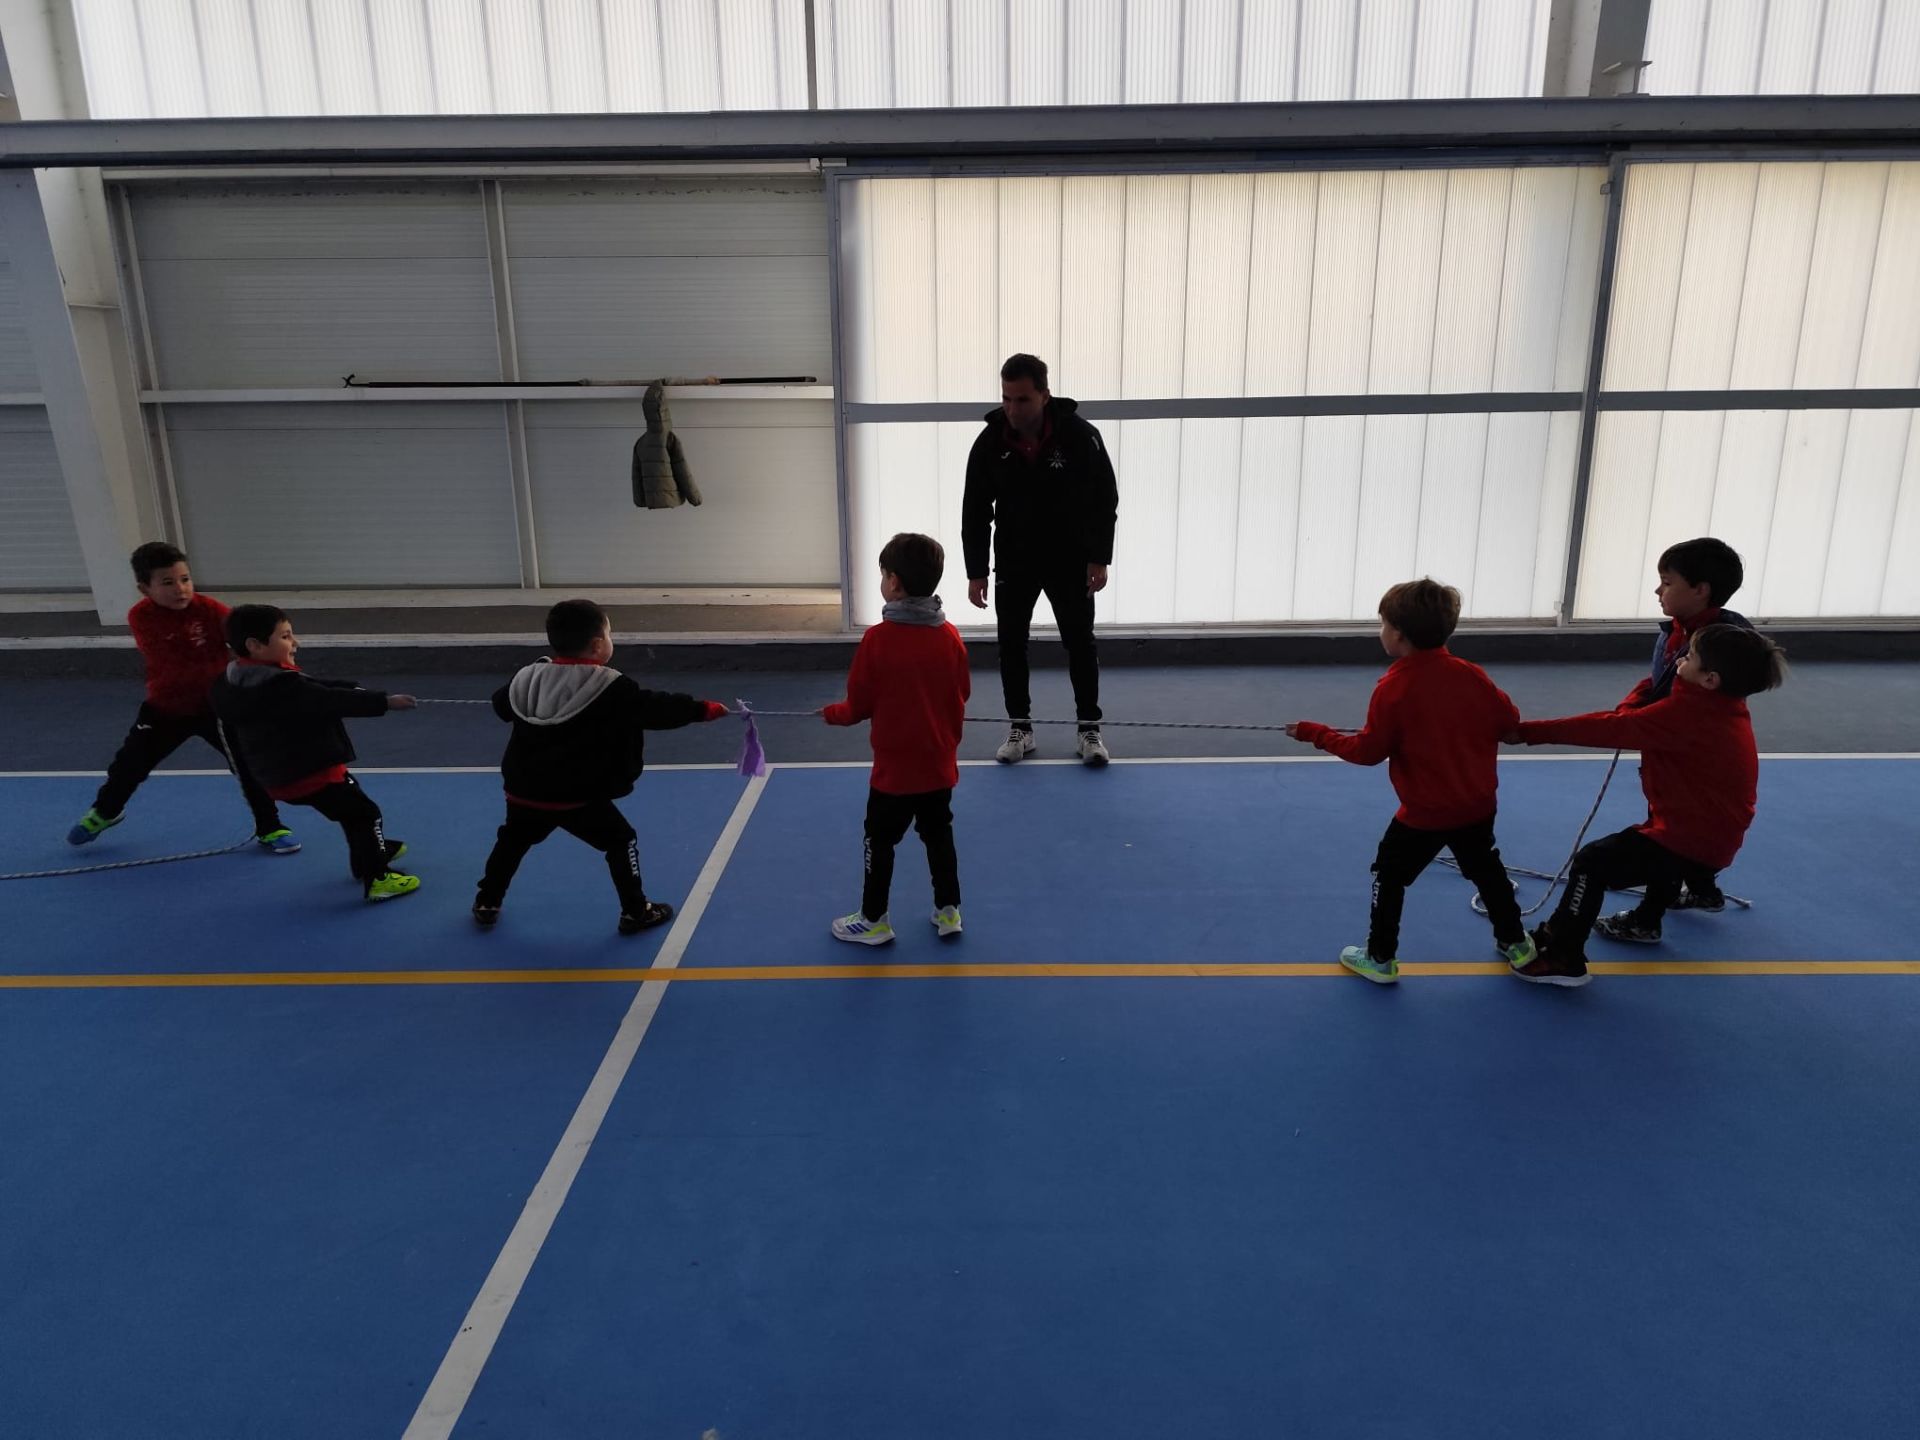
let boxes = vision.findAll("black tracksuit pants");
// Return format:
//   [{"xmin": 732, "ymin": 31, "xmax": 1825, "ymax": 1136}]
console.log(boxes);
[
  {"xmin": 94, "ymin": 703, "xmax": 282, "ymax": 835},
  {"xmin": 1539, "ymin": 826, "xmax": 1695, "ymax": 955},
  {"xmin": 478, "ymin": 799, "xmax": 647, "ymax": 913},
  {"xmin": 286, "ymin": 774, "xmax": 393, "ymax": 886},
  {"xmin": 1369, "ymin": 816, "xmax": 1526, "ymax": 961},
  {"xmin": 863, "ymin": 788, "xmax": 960, "ymax": 921},
  {"xmin": 995, "ymin": 566, "xmax": 1101, "ymax": 729}
]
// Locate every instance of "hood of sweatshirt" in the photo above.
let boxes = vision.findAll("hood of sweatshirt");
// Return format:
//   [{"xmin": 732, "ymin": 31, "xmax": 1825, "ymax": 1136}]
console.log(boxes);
[
  {"xmin": 881, "ymin": 595, "xmax": 947, "ymax": 626},
  {"xmin": 222, "ymin": 660, "xmax": 289, "ymax": 690},
  {"xmin": 508, "ymin": 658, "xmax": 621, "ymax": 725}
]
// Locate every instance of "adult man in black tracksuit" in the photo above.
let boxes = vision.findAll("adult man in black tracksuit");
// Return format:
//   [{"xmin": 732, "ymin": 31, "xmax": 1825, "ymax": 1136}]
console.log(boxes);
[{"xmin": 962, "ymin": 353, "xmax": 1119, "ymax": 767}]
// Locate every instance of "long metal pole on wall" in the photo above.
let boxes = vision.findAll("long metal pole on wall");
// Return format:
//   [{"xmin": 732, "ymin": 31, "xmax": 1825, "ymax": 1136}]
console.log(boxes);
[
  {"xmin": 1558, "ymin": 152, "xmax": 1630, "ymax": 627},
  {"xmin": 824, "ymin": 165, "xmax": 854, "ymax": 632}
]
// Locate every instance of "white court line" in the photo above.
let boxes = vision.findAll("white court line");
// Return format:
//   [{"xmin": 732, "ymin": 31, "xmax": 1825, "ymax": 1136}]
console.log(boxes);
[
  {"xmin": 399, "ymin": 769, "xmax": 770, "ymax": 1440},
  {"xmin": 3, "ymin": 753, "xmax": 1917, "ymax": 781}
]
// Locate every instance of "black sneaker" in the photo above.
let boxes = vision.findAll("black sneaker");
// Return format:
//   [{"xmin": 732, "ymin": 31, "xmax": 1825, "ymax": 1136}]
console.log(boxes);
[
  {"xmin": 1671, "ymin": 884, "xmax": 1726, "ymax": 913},
  {"xmin": 618, "ymin": 900, "xmax": 675, "ymax": 935},
  {"xmin": 1595, "ymin": 910, "xmax": 1662, "ymax": 945},
  {"xmin": 1510, "ymin": 927, "xmax": 1591, "ymax": 987},
  {"xmin": 472, "ymin": 898, "xmax": 500, "ymax": 928}
]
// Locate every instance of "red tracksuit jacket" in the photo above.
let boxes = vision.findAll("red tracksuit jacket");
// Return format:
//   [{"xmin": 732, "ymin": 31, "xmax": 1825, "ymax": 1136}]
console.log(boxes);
[
  {"xmin": 823, "ymin": 618, "xmax": 971, "ymax": 795},
  {"xmin": 128, "ymin": 594, "xmax": 232, "ymax": 717},
  {"xmin": 1517, "ymin": 678, "xmax": 1757, "ymax": 870},
  {"xmin": 1294, "ymin": 647, "xmax": 1520, "ymax": 830}
]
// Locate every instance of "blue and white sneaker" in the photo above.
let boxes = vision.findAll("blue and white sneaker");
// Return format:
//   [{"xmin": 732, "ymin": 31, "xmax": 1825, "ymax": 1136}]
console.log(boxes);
[
  {"xmin": 255, "ymin": 828, "xmax": 302, "ymax": 855},
  {"xmin": 831, "ymin": 911, "xmax": 895, "ymax": 946}
]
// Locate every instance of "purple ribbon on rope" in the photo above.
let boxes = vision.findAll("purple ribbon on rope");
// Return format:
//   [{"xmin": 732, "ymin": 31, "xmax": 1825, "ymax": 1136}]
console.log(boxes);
[{"xmin": 735, "ymin": 699, "xmax": 769, "ymax": 777}]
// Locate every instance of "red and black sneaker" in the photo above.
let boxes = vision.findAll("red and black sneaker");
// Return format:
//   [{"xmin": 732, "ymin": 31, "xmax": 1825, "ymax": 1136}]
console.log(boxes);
[{"xmin": 1510, "ymin": 926, "xmax": 1591, "ymax": 987}]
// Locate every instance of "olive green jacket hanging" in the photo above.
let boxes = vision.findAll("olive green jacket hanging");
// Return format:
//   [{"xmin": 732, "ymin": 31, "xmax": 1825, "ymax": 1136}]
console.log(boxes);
[{"xmin": 632, "ymin": 381, "xmax": 702, "ymax": 508}]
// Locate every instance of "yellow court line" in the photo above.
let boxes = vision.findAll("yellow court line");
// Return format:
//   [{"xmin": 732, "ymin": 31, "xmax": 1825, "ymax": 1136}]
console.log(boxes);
[{"xmin": 3, "ymin": 960, "xmax": 1920, "ymax": 990}]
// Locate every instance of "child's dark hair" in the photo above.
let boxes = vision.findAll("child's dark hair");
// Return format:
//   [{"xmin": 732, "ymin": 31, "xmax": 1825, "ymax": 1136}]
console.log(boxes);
[
  {"xmin": 1000, "ymin": 353, "xmax": 1049, "ymax": 391},
  {"xmin": 1379, "ymin": 578, "xmax": 1461, "ymax": 650},
  {"xmin": 1692, "ymin": 624, "xmax": 1787, "ymax": 699},
  {"xmin": 879, "ymin": 532, "xmax": 945, "ymax": 599},
  {"xmin": 225, "ymin": 604, "xmax": 288, "ymax": 657},
  {"xmin": 546, "ymin": 598, "xmax": 610, "ymax": 655},
  {"xmin": 1658, "ymin": 537, "xmax": 1744, "ymax": 606},
  {"xmin": 130, "ymin": 541, "xmax": 187, "ymax": 585}
]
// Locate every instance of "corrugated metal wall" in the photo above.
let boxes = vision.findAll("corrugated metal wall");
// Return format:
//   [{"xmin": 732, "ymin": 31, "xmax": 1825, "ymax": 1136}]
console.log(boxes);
[
  {"xmin": 1643, "ymin": 0, "xmax": 1920, "ymax": 96},
  {"xmin": 1580, "ymin": 159, "xmax": 1920, "ymax": 621},
  {"xmin": 126, "ymin": 177, "xmax": 836, "ymax": 589},
  {"xmin": 73, "ymin": 0, "xmax": 1551, "ymax": 118}
]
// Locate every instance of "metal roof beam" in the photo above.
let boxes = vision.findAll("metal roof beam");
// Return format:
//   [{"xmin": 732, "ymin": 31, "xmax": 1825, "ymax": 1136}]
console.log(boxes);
[{"xmin": 4, "ymin": 96, "xmax": 1920, "ymax": 170}]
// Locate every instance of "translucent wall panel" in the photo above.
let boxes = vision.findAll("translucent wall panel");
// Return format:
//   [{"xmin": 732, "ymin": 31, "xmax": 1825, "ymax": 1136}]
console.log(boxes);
[
  {"xmin": 1604, "ymin": 161, "xmax": 1920, "ymax": 393},
  {"xmin": 74, "ymin": 0, "xmax": 1546, "ymax": 118},
  {"xmin": 847, "ymin": 412, "xmax": 1579, "ymax": 626},
  {"xmin": 1645, "ymin": 0, "xmax": 1920, "ymax": 95},
  {"xmin": 842, "ymin": 168, "xmax": 1606, "ymax": 403},
  {"xmin": 1575, "ymin": 408, "xmax": 1920, "ymax": 620},
  {"xmin": 73, "ymin": 0, "xmax": 812, "ymax": 118}
]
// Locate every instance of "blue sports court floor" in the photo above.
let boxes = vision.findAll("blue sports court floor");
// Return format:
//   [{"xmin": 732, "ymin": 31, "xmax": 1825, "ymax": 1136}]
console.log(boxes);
[{"xmin": 3, "ymin": 691, "xmax": 1919, "ymax": 1437}]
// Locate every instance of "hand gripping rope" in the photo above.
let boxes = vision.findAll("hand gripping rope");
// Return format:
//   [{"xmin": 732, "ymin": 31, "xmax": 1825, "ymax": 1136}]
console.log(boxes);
[{"xmin": 0, "ymin": 703, "xmax": 1749, "ymax": 914}]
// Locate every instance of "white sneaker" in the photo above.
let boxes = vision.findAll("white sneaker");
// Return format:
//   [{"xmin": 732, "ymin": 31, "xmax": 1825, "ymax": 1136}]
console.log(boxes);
[
  {"xmin": 995, "ymin": 727, "xmax": 1036, "ymax": 763},
  {"xmin": 931, "ymin": 905, "xmax": 963, "ymax": 939},
  {"xmin": 831, "ymin": 911, "xmax": 895, "ymax": 945},
  {"xmin": 1077, "ymin": 730, "xmax": 1110, "ymax": 767}
]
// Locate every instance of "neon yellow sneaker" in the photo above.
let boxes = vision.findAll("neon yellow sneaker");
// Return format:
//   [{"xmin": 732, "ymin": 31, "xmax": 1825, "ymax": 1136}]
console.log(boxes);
[
  {"xmin": 931, "ymin": 905, "xmax": 963, "ymax": 939},
  {"xmin": 67, "ymin": 808, "xmax": 123, "ymax": 846},
  {"xmin": 366, "ymin": 872, "xmax": 420, "ymax": 902},
  {"xmin": 1339, "ymin": 946, "xmax": 1399, "ymax": 984}
]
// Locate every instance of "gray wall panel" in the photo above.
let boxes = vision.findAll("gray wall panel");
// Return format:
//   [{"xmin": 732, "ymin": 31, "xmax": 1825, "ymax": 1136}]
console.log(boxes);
[
  {"xmin": 525, "ymin": 399, "xmax": 836, "ymax": 586},
  {"xmin": 129, "ymin": 182, "xmax": 499, "ymax": 388},
  {"xmin": 0, "ymin": 409, "xmax": 88, "ymax": 590},
  {"xmin": 503, "ymin": 178, "xmax": 826, "ymax": 257},
  {"xmin": 166, "ymin": 403, "xmax": 520, "ymax": 587},
  {"xmin": 0, "ymin": 259, "xmax": 38, "ymax": 392},
  {"xmin": 140, "ymin": 258, "xmax": 501, "ymax": 388},
  {"xmin": 130, "ymin": 183, "xmax": 491, "ymax": 260},
  {"xmin": 509, "ymin": 256, "xmax": 830, "ymax": 381}
]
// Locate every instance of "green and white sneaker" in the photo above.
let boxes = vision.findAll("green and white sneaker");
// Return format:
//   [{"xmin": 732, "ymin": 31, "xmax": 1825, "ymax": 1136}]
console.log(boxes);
[
  {"xmin": 931, "ymin": 905, "xmax": 963, "ymax": 939},
  {"xmin": 1339, "ymin": 946, "xmax": 1399, "ymax": 984},
  {"xmin": 255, "ymin": 828, "xmax": 302, "ymax": 855},
  {"xmin": 366, "ymin": 871, "xmax": 420, "ymax": 902},
  {"xmin": 831, "ymin": 911, "xmax": 895, "ymax": 946},
  {"xmin": 1497, "ymin": 935, "xmax": 1537, "ymax": 968},
  {"xmin": 67, "ymin": 808, "xmax": 123, "ymax": 846}
]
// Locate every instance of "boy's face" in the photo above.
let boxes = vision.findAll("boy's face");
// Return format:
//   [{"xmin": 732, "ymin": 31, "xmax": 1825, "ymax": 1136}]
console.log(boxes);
[
  {"xmin": 587, "ymin": 620, "xmax": 614, "ymax": 664},
  {"xmin": 1378, "ymin": 618, "xmax": 1408, "ymax": 657},
  {"xmin": 1676, "ymin": 637, "xmax": 1720, "ymax": 691},
  {"xmin": 1655, "ymin": 568, "xmax": 1714, "ymax": 621},
  {"xmin": 138, "ymin": 561, "xmax": 195, "ymax": 610},
  {"xmin": 879, "ymin": 567, "xmax": 907, "ymax": 603},
  {"xmin": 247, "ymin": 620, "xmax": 298, "ymax": 667}
]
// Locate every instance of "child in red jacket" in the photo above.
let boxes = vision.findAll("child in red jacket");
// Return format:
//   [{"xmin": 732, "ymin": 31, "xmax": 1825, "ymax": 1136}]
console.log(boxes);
[
  {"xmin": 822, "ymin": 533, "xmax": 971, "ymax": 946},
  {"xmin": 1287, "ymin": 579, "xmax": 1532, "ymax": 984},
  {"xmin": 1508, "ymin": 623, "xmax": 1787, "ymax": 987},
  {"xmin": 68, "ymin": 542, "xmax": 296, "ymax": 854}
]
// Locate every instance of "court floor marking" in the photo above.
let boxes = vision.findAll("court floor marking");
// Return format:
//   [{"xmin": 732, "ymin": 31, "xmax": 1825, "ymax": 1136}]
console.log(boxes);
[
  {"xmin": 5, "ymin": 961, "xmax": 1918, "ymax": 991},
  {"xmin": 399, "ymin": 770, "xmax": 769, "ymax": 1440},
  {"xmin": 3, "ymin": 752, "xmax": 1917, "ymax": 781}
]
